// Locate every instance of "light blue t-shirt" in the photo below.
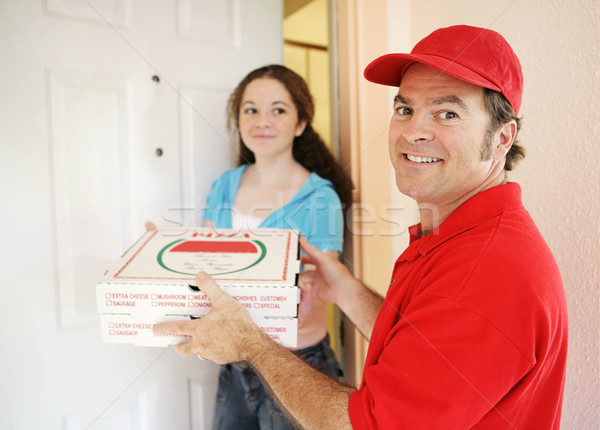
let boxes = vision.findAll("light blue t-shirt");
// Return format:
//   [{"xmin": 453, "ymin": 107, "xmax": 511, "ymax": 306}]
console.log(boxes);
[{"xmin": 203, "ymin": 164, "xmax": 343, "ymax": 252}]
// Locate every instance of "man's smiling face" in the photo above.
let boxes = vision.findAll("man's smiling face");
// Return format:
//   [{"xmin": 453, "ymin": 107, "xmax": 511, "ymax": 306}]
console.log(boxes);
[{"xmin": 388, "ymin": 63, "xmax": 509, "ymax": 212}]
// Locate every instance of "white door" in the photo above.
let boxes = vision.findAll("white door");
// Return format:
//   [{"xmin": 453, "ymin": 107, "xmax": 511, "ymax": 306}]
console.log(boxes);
[{"xmin": 0, "ymin": 1, "xmax": 283, "ymax": 429}]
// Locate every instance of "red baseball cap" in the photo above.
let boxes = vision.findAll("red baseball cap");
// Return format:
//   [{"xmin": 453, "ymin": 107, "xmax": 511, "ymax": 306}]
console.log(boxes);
[{"xmin": 364, "ymin": 25, "xmax": 523, "ymax": 115}]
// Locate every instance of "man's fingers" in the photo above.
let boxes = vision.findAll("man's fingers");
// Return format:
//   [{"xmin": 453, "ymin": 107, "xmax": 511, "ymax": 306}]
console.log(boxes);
[
  {"xmin": 299, "ymin": 236, "xmax": 320, "ymax": 257},
  {"xmin": 153, "ymin": 320, "xmax": 199, "ymax": 357},
  {"xmin": 195, "ymin": 271, "xmax": 224, "ymax": 302},
  {"xmin": 299, "ymin": 269, "xmax": 315, "ymax": 287},
  {"xmin": 300, "ymin": 253, "xmax": 315, "ymax": 266},
  {"xmin": 299, "ymin": 236, "xmax": 337, "ymax": 261},
  {"xmin": 300, "ymin": 237, "xmax": 326, "ymax": 268},
  {"xmin": 153, "ymin": 319, "xmax": 192, "ymax": 336},
  {"xmin": 174, "ymin": 340, "xmax": 195, "ymax": 357}
]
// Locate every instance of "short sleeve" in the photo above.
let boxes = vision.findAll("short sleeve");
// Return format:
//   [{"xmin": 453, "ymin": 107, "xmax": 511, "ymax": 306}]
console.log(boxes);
[
  {"xmin": 202, "ymin": 166, "xmax": 249, "ymax": 228},
  {"xmin": 261, "ymin": 177, "xmax": 343, "ymax": 252},
  {"xmin": 303, "ymin": 185, "xmax": 343, "ymax": 252},
  {"xmin": 202, "ymin": 175, "xmax": 224, "ymax": 224}
]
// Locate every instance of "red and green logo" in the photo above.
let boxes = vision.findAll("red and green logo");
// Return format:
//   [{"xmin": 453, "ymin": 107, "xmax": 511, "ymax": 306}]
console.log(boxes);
[{"xmin": 157, "ymin": 239, "xmax": 267, "ymax": 276}]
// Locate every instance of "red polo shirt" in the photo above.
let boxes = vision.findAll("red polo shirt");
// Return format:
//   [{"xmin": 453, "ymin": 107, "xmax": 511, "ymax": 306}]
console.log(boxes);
[{"xmin": 348, "ymin": 183, "xmax": 568, "ymax": 429}]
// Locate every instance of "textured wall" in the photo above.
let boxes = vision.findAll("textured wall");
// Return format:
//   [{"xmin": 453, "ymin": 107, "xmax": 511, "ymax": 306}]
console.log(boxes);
[{"xmin": 389, "ymin": 0, "xmax": 600, "ymax": 428}]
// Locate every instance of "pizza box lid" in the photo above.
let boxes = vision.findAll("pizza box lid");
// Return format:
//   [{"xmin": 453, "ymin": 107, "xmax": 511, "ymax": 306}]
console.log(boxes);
[{"xmin": 99, "ymin": 228, "xmax": 301, "ymax": 288}]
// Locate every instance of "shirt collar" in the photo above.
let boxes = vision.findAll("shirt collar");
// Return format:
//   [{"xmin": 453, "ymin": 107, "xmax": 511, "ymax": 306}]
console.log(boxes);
[{"xmin": 400, "ymin": 183, "xmax": 524, "ymax": 262}]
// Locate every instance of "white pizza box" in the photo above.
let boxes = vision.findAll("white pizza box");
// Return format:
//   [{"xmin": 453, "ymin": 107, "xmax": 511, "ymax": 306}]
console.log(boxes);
[
  {"xmin": 98, "ymin": 286, "xmax": 298, "ymax": 317},
  {"xmin": 100, "ymin": 313, "xmax": 298, "ymax": 348},
  {"xmin": 97, "ymin": 228, "xmax": 301, "ymax": 318}
]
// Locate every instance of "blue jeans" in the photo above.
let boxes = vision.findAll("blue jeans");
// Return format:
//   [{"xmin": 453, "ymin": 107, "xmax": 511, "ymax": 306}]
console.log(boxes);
[{"xmin": 212, "ymin": 334, "xmax": 343, "ymax": 430}]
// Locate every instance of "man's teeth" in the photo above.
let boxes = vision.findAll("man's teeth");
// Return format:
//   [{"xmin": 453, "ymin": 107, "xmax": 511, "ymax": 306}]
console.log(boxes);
[{"xmin": 407, "ymin": 154, "xmax": 441, "ymax": 163}]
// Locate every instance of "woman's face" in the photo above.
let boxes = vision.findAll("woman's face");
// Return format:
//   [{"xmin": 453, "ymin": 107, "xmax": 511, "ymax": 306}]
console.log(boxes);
[{"xmin": 238, "ymin": 78, "xmax": 306, "ymax": 160}]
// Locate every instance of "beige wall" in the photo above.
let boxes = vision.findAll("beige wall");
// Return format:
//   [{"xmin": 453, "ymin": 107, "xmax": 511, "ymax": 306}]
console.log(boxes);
[
  {"xmin": 383, "ymin": 0, "xmax": 599, "ymax": 428},
  {"xmin": 290, "ymin": 2, "xmax": 599, "ymax": 424}
]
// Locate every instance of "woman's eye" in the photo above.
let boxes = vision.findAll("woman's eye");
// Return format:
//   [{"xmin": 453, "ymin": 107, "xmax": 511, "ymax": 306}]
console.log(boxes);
[
  {"xmin": 273, "ymin": 107, "xmax": 285, "ymax": 115},
  {"xmin": 243, "ymin": 107, "xmax": 257, "ymax": 115}
]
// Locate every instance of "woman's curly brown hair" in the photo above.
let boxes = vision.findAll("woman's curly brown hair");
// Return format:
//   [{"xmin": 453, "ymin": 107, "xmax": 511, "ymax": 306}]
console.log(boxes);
[{"xmin": 226, "ymin": 64, "xmax": 353, "ymax": 212}]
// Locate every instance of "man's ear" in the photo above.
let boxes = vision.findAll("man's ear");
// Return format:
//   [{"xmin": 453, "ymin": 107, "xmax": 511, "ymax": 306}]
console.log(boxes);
[{"xmin": 492, "ymin": 119, "xmax": 517, "ymax": 160}]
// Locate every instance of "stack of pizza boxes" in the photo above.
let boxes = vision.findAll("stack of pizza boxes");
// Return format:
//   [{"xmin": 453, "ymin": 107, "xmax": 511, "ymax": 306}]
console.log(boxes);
[{"xmin": 96, "ymin": 228, "xmax": 300, "ymax": 348}]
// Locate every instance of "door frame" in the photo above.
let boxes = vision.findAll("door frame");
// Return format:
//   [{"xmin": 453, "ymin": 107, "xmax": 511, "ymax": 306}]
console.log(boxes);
[{"xmin": 335, "ymin": 0, "xmax": 393, "ymax": 386}]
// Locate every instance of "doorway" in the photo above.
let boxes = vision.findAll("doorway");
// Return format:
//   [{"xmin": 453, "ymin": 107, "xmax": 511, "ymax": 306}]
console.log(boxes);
[{"xmin": 282, "ymin": 0, "xmax": 346, "ymax": 372}]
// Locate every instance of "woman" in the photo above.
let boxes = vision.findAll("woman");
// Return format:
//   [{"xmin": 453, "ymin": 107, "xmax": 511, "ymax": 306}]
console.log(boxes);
[{"xmin": 203, "ymin": 65, "xmax": 353, "ymax": 430}]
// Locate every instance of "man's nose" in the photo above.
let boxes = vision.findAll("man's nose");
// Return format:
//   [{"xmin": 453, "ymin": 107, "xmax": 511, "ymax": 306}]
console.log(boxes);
[{"xmin": 403, "ymin": 114, "xmax": 434, "ymax": 143}]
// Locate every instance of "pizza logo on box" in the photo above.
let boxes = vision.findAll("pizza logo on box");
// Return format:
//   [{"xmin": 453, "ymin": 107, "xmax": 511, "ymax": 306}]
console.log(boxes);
[{"xmin": 157, "ymin": 239, "xmax": 267, "ymax": 276}]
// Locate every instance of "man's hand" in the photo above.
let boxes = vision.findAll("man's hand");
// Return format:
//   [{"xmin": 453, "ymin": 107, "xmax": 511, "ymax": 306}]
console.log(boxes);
[
  {"xmin": 300, "ymin": 236, "xmax": 384, "ymax": 340},
  {"xmin": 155, "ymin": 268, "xmax": 357, "ymax": 430},
  {"xmin": 299, "ymin": 237, "xmax": 355, "ymax": 305},
  {"xmin": 153, "ymin": 272, "xmax": 264, "ymax": 364}
]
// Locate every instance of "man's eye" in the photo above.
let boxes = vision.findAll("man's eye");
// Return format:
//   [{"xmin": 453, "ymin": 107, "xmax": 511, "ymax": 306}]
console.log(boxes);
[
  {"xmin": 395, "ymin": 106, "xmax": 412, "ymax": 116},
  {"xmin": 440, "ymin": 111, "xmax": 458, "ymax": 120}
]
